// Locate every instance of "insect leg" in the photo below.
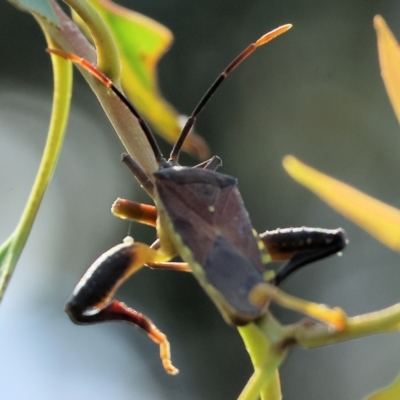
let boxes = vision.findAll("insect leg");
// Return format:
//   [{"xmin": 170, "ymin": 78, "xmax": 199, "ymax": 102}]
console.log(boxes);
[
  {"xmin": 65, "ymin": 237, "xmax": 178, "ymax": 374},
  {"xmin": 193, "ymin": 155, "xmax": 222, "ymax": 171},
  {"xmin": 144, "ymin": 239, "xmax": 191, "ymax": 272},
  {"xmin": 145, "ymin": 261, "xmax": 191, "ymax": 272},
  {"xmin": 121, "ymin": 153, "xmax": 155, "ymax": 196},
  {"xmin": 111, "ymin": 201, "xmax": 191, "ymax": 272},
  {"xmin": 112, "ymin": 198, "xmax": 157, "ymax": 226},
  {"xmin": 113, "ymin": 155, "xmax": 223, "ymax": 225},
  {"xmin": 259, "ymin": 227, "xmax": 347, "ymax": 286}
]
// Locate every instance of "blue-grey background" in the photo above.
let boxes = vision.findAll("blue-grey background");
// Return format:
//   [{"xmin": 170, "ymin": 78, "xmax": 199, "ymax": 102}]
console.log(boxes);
[{"xmin": 1, "ymin": 1, "xmax": 400, "ymax": 399}]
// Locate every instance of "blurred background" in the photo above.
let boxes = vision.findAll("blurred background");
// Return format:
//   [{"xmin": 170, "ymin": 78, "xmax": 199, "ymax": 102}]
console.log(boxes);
[{"xmin": 1, "ymin": 0, "xmax": 400, "ymax": 399}]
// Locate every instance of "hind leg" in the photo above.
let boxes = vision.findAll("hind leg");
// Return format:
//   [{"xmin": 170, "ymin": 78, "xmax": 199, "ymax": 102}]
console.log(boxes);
[{"xmin": 66, "ymin": 237, "xmax": 178, "ymax": 374}]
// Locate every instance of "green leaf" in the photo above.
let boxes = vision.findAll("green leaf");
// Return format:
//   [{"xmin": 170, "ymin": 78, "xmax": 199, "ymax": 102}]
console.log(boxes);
[
  {"xmin": 80, "ymin": 0, "xmax": 210, "ymax": 159},
  {"xmin": 364, "ymin": 373, "xmax": 400, "ymax": 400}
]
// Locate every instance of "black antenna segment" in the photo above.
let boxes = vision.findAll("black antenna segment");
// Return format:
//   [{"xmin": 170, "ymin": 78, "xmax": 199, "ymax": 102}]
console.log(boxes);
[{"xmin": 169, "ymin": 24, "xmax": 292, "ymax": 163}]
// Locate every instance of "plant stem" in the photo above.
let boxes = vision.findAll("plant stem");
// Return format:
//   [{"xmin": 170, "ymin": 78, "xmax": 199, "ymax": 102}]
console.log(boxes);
[
  {"xmin": 237, "ymin": 317, "xmax": 286, "ymax": 400},
  {"xmin": 290, "ymin": 302, "xmax": 400, "ymax": 348},
  {"xmin": 0, "ymin": 31, "xmax": 72, "ymax": 301},
  {"xmin": 64, "ymin": 0, "xmax": 120, "ymax": 83}
]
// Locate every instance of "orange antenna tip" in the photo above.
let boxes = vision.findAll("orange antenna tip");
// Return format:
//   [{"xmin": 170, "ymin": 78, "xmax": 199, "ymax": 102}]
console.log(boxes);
[{"xmin": 255, "ymin": 24, "xmax": 292, "ymax": 47}]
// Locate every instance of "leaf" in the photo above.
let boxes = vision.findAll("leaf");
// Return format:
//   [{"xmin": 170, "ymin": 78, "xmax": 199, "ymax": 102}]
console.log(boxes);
[
  {"xmin": 8, "ymin": 0, "xmax": 58, "ymax": 24},
  {"xmin": 283, "ymin": 156, "xmax": 400, "ymax": 252},
  {"xmin": 374, "ymin": 15, "xmax": 400, "ymax": 126},
  {"xmin": 364, "ymin": 373, "xmax": 400, "ymax": 400},
  {"xmin": 79, "ymin": 0, "xmax": 209, "ymax": 159}
]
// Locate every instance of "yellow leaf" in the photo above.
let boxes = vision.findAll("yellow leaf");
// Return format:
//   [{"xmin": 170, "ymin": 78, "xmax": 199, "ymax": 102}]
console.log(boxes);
[
  {"xmin": 374, "ymin": 15, "xmax": 400, "ymax": 126},
  {"xmin": 283, "ymin": 156, "xmax": 400, "ymax": 252},
  {"xmin": 364, "ymin": 372, "xmax": 400, "ymax": 400},
  {"xmin": 83, "ymin": 0, "xmax": 209, "ymax": 159}
]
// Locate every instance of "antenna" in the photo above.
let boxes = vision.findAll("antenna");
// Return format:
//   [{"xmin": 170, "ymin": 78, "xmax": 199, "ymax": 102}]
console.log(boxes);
[
  {"xmin": 169, "ymin": 24, "xmax": 292, "ymax": 163},
  {"xmin": 46, "ymin": 49, "xmax": 165, "ymax": 165}
]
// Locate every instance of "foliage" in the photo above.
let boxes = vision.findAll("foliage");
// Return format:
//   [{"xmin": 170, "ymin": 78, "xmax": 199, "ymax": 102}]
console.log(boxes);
[{"xmin": 284, "ymin": 15, "xmax": 400, "ymax": 399}]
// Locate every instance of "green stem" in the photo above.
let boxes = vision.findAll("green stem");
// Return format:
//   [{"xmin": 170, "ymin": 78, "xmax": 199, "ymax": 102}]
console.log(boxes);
[
  {"xmin": 290, "ymin": 302, "xmax": 400, "ymax": 348},
  {"xmin": 0, "ymin": 32, "xmax": 72, "ymax": 301},
  {"xmin": 64, "ymin": 0, "xmax": 120, "ymax": 83},
  {"xmin": 260, "ymin": 370, "xmax": 281, "ymax": 400},
  {"xmin": 237, "ymin": 317, "xmax": 286, "ymax": 400}
]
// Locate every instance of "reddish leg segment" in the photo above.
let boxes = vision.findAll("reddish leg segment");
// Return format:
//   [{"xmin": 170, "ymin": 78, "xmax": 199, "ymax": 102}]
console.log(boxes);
[{"xmin": 65, "ymin": 237, "xmax": 178, "ymax": 374}]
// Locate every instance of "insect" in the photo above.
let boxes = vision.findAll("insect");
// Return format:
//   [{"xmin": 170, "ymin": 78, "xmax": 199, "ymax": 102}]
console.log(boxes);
[{"xmin": 49, "ymin": 24, "xmax": 347, "ymax": 375}]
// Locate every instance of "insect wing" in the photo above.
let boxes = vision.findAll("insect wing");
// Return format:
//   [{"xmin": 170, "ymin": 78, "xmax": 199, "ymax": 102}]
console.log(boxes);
[{"xmin": 154, "ymin": 168, "xmax": 268, "ymax": 325}]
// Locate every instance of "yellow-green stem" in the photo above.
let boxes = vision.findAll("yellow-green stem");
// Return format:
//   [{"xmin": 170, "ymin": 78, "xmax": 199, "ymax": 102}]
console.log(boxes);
[
  {"xmin": 292, "ymin": 302, "xmax": 400, "ymax": 348},
  {"xmin": 64, "ymin": 0, "xmax": 120, "ymax": 83},
  {"xmin": 237, "ymin": 318, "xmax": 286, "ymax": 400},
  {"xmin": 0, "ymin": 31, "xmax": 72, "ymax": 301}
]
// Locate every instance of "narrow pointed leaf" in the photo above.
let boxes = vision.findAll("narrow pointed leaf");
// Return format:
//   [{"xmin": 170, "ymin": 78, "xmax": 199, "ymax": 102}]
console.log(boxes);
[
  {"xmin": 283, "ymin": 156, "xmax": 400, "ymax": 252},
  {"xmin": 374, "ymin": 15, "xmax": 400, "ymax": 126},
  {"xmin": 364, "ymin": 373, "xmax": 400, "ymax": 400}
]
